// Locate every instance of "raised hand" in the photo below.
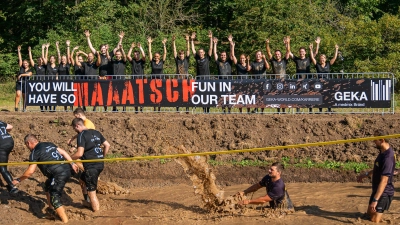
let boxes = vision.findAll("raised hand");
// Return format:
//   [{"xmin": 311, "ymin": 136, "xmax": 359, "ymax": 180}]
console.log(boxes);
[
  {"xmin": 147, "ymin": 37, "xmax": 153, "ymax": 43},
  {"xmin": 283, "ymin": 36, "xmax": 287, "ymax": 44},
  {"xmin": 66, "ymin": 40, "xmax": 70, "ymax": 46},
  {"xmin": 335, "ymin": 44, "xmax": 339, "ymax": 49},
  {"xmin": 42, "ymin": 44, "xmax": 46, "ymax": 49},
  {"xmin": 309, "ymin": 43, "xmax": 313, "ymax": 49},
  {"xmin": 56, "ymin": 41, "xmax": 59, "ymax": 47},
  {"xmin": 172, "ymin": 35, "xmax": 176, "ymax": 41},
  {"xmin": 213, "ymin": 37, "xmax": 218, "ymax": 44},
  {"xmin": 185, "ymin": 34, "xmax": 190, "ymax": 41},
  {"xmin": 208, "ymin": 30, "xmax": 213, "ymax": 39},
  {"xmin": 162, "ymin": 38, "xmax": 167, "ymax": 45},
  {"xmin": 266, "ymin": 39, "xmax": 270, "ymax": 44},
  {"xmin": 131, "ymin": 42, "xmax": 136, "ymax": 48},
  {"xmin": 246, "ymin": 55, "xmax": 250, "ymax": 61},
  {"xmin": 28, "ymin": 46, "xmax": 31, "ymax": 51},
  {"xmin": 73, "ymin": 46, "xmax": 79, "ymax": 51},
  {"xmin": 286, "ymin": 36, "xmax": 291, "ymax": 43},
  {"xmin": 17, "ymin": 45, "xmax": 21, "ymax": 51},
  {"xmin": 45, "ymin": 43, "xmax": 50, "ymax": 48},
  {"xmin": 228, "ymin": 34, "xmax": 233, "ymax": 42},
  {"xmin": 84, "ymin": 30, "xmax": 90, "ymax": 37},
  {"xmin": 191, "ymin": 32, "xmax": 196, "ymax": 40},
  {"xmin": 315, "ymin": 36, "xmax": 321, "ymax": 44},
  {"xmin": 137, "ymin": 42, "xmax": 141, "ymax": 48},
  {"xmin": 119, "ymin": 31, "xmax": 125, "ymax": 39}
]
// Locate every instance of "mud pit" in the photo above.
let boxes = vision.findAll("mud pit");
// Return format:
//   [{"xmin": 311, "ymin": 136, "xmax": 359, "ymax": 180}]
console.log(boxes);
[{"xmin": 0, "ymin": 112, "xmax": 399, "ymax": 224}]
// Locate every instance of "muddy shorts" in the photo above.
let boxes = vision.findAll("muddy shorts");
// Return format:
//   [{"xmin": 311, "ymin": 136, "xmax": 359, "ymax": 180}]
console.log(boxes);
[
  {"xmin": 44, "ymin": 169, "xmax": 71, "ymax": 209},
  {"xmin": 369, "ymin": 195, "xmax": 393, "ymax": 213},
  {"xmin": 81, "ymin": 167, "xmax": 103, "ymax": 192}
]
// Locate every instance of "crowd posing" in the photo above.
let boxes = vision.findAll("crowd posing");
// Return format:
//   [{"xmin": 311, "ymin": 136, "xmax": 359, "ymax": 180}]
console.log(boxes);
[
  {"xmin": 15, "ymin": 31, "xmax": 339, "ymax": 113},
  {"xmin": 0, "ymin": 112, "xmax": 397, "ymax": 223}
]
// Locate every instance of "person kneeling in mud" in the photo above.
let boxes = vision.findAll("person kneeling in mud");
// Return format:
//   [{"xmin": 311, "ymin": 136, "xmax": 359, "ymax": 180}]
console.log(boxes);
[
  {"xmin": 13, "ymin": 134, "xmax": 79, "ymax": 223},
  {"xmin": 238, "ymin": 162, "xmax": 292, "ymax": 209}
]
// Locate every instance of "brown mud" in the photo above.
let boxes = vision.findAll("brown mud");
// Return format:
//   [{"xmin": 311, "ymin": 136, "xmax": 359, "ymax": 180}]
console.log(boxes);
[{"xmin": 0, "ymin": 112, "xmax": 399, "ymax": 224}]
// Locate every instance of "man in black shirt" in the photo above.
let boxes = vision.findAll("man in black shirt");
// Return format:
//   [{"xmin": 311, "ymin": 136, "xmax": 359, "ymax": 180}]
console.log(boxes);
[
  {"xmin": 191, "ymin": 31, "xmax": 213, "ymax": 113},
  {"xmin": 357, "ymin": 130, "xmax": 395, "ymax": 223},
  {"xmin": 266, "ymin": 37, "xmax": 290, "ymax": 113},
  {"xmin": 172, "ymin": 35, "xmax": 191, "ymax": 113},
  {"xmin": 111, "ymin": 45, "xmax": 127, "ymax": 111},
  {"xmin": 0, "ymin": 121, "xmax": 18, "ymax": 194},
  {"xmin": 127, "ymin": 42, "xmax": 146, "ymax": 113},
  {"xmin": 71, "ymin": 118, "xmax": 110, "ymax": 212},
  {"xmin": 238, "ymin": 162, "xmax": 291, "ymax": 209},
  {"xmin": 13, "ymin": 134, "xmax": 78, "ymax": 223}
]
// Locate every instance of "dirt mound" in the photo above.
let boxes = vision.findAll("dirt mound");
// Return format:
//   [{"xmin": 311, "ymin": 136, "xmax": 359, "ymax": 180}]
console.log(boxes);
[{"xmin": 97, "ymin": 180, "xmax": 129, "ymax": 195}]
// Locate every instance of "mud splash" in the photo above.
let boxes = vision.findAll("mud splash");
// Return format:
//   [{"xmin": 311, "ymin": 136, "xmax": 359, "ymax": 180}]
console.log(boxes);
[
  {"xmin": 174, "ymin": 146, "xmax": 294, "ymax": 216},
  {"xmin": 97, "ymin": 179, "xmax": 129, "ymax": 195}
]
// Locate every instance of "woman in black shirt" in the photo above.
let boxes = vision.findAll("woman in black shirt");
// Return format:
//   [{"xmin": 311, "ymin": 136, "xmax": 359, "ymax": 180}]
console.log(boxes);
[
  {"xmin": 43, "ymin": 43, "xmax": 58, "ymax": 111},
  {"xmin": 16, "ymin": 46, "xmax": 33, "ymax": 112},
  {"xmin": 148, "ymin": 37, "xmax": 167, "ymax": 112},
  {"xmin": 57, "ymin": 41, "xmax": 72, "ymax": 111},
  {"xmin": 29, "ymin": 45, "xmax": 47, "ymax": 112}
]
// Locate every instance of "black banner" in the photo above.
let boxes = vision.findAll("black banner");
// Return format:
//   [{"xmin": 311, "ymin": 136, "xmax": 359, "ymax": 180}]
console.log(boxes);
[{"xmin": 25, "ymin": 78, "xmax": 392, "ymax": 108}]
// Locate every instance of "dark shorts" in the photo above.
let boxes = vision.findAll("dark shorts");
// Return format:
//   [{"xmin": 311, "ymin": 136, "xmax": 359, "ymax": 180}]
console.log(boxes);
[
  {"xmin": 44, "ymin": 170, "xmax": 71, "ymax": 193},
  {"xmin": 369, "ymin": 195, "xmax": 393, "ymax": 213},
  {"xmin": 80, "ymin": 167, "xmax": 103, "ymax": 192},
  {"xmin": 15, "ymin": 82, "xmax": 25, "ymax": 93}
]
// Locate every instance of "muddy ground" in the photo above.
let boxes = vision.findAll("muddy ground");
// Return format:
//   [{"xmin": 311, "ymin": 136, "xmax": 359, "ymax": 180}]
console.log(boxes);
[{"xmin": 0, "ymin": 112, "xmax": 399, "ymax": 224}]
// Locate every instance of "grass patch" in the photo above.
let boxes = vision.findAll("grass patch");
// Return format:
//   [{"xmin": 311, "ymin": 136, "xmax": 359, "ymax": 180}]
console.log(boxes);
[
  {"xmin": 0, "ymin": 81, "xmax": 15, "ymax": 110},
  {"xmin": 105, "ymin": 152, "xmax": 124, "ymax": 159},
  {"xmin": 208, "ymin": 158, "xmax": 372, "ymax": 173}
]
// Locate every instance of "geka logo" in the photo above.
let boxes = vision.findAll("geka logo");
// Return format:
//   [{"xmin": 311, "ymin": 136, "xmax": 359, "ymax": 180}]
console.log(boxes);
[{"xmin": 334, "ymin": 92, "xmax": 368, "ymax": 101}]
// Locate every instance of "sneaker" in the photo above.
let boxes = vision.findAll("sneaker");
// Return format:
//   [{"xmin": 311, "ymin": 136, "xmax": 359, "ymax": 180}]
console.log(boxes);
[{"xmin": 9, "ymin": 187, "xmax": 19, "ymax": 194}]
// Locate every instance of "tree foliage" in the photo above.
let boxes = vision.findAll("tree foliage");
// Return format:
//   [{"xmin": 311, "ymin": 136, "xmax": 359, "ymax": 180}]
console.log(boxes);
[{"xmin": 0, "ymin": 0, "xmax": 400, "ymax": 89}]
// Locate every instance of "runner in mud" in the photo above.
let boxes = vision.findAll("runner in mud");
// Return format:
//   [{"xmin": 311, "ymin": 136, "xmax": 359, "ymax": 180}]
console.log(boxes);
[
  {"xmin": 0, "ymin": 121, "xmax": 19, "ymax": 194},
  {"xmin": 67, "ymin": 107, "xmax": 95, "ymax": 147},
  {"xmin": 357, "ymin": 130, "xmax": 395, "ymax": 223},
  {"xmin": 12, "ymin": 134, "xmax": 78, "ymax": 223},
  {"xmin": 237, "ymin": 162, "xmax": 287, "ymax": 209},
  {"xmin": 70, "ymin": 118, "xmax": 110, "ymax": 212}
]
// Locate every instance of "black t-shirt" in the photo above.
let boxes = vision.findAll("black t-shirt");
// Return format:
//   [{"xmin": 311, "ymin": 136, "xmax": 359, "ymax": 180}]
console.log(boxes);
[
  {"xmin": 112, "ymin": 59, "xmax": 126, "ymax": 79},
  {"xmin": 17, "ymin": 66, "xmax": 33, "ymax": 82},
  {"xmin": 46, "ymin": 63, "xmax": 58, "ymax": 76},
  {"xmin": 250, "ymin": 61, "xmax": 267, "ymax": 75},
  {"xmin": 372, "ymin": 147, "xmax": 395, "ymax": 196},
  {"xmin": 76, "ymin": 129, "xmax": 106, "ymax": 170},
  {"xmin": 175, "ymin": 56, "xmax": 190, "ymax": 75},
  {"xmin": 82, "ymin": 61, "xmax": 99, "ymax": 76},
  {"xmin": 292, "ymin": 56, "xmax": 311, "ymax": 73},
  {"xmin": 215, "ymin": 58, "xmax": 233, "ymax": 76},
  {"xmin": 316, "ymin": 62, "xmax": 331, "ymax": 73},
  {"xmin": 194, "ymin": 54, "xmax": 211, "ymax": 76},
  {"xmin": 259, "ymin": 175, "xmax": 285, "ymax": 205},
  {"xmin": 57, "ymin": 63, "xmax": 70, "ymax": 76},
  {"xmin": 74, "ymin": 65, "xmax": 85, "ymax": 76},
  {"xmin": 34, "ymin": 64, "xmax": 47, "ymax": 75},
  {"xmin": 236, "ymin": 63, "xmax": 248, "ymax": 75},
  {"xmin": 29, "ymin": 142, "xmax": 70, "ymax": 177},
  {"xmin": 99, "ymin": 52, "xmax": 113, "ymax": 76},
  {"xmin": 131, "ymin": 59, "xmax": 146, "ymax": 75},
  {"xmin": 0, "ymin": 121, "xmax": 13, "ymax": 147},
  {"xmin": 151, "ymin": 60, "xmax": 164, "ymax": 75},
  {"xmin": 270, "ymin": 58, "xmax": 288, "ymax": 75}
]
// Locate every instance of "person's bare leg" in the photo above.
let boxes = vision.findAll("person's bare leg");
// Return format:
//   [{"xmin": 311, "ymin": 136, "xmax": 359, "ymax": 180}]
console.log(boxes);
[
  {"xmin": 55, "ymin": 206, "xmax": 68, "ymax": 223},
  {"xmin": 88, "ymin": 191, "xmax": 100, "ymax": 211},
  {"xmin": 15, "ymin": 90, "xmax": 21, "ymax": 110}
]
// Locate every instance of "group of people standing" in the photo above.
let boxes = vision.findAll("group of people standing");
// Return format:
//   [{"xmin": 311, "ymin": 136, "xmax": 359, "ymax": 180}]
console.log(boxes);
[
  {"xmin": 0, "ymin": 108, "xmax": 109, "ymax": 223},
  {"xmin": 15, "ymin": 30, "xmax": 339, "ymax": 113}
]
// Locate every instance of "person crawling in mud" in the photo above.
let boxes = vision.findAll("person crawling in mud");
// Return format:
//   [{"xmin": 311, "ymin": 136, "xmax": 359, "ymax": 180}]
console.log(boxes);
[
  {"xmin": 357, "ymin": 130, "xmax": 395, "ymax": 223},
  {"xmin": 237, "ymin": 162, "xmax": 290, "ymax": 209},
  {"xmin": 12, "ymin": 134, "xmax": 79, "ymax": 223}
]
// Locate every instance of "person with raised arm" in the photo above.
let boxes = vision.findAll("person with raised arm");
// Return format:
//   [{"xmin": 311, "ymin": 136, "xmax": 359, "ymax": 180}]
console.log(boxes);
[
  {"xmin": 29, "ymin": 45, "xmax": 47, "ymax": 112},
  {"xmin": 310, "ymin": 43, "xmax": 339, "ymax": 113},
  {"xmin": 172, "ymin": 34, "xmax": 190, "ymax": 113},
  {"xmin": 148, "ymin": 37, "xmax": 167, "ymax": 112},
  {"xmin": 56, "ymin": 41, "xmax": 72, "ymax": 111},
  {"xmin": 266, "ymin": 37, "xmax": 291, "ymax": 114},
  {"xmin": 288, "ymin": 36, "xmax": 320, "ymax": 114},
  {"xmin": 15, "ymin": 46, "xmax": 33, "ymax": 112},
  {"xmin": 191, "ymin": 31, "xmax": 213, "ymax": 113},
  {"xmin": 229, "ymin": 34, "xmax": 251, "ymax": 113},
  {"xmin": 111, "ymin": 44, "xmax": 127, "ymax": 111},
  {"xmin": 43, "ymin": 43, "xmax": 58, "ymax": 111},
  {"xmin": 214, "ymin": 36, "xmax": 234, "ymax": 113},
  {"xmin": 248, "ymin": 50, "xmax": 269, "ymax": 114},
  {"xmin": 127, "ymin": 42, "xmax": 146, "ymax": 113},
  {"xmin": 71, "ymin": 46, "xmax": 87, "ymax": 80}
]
